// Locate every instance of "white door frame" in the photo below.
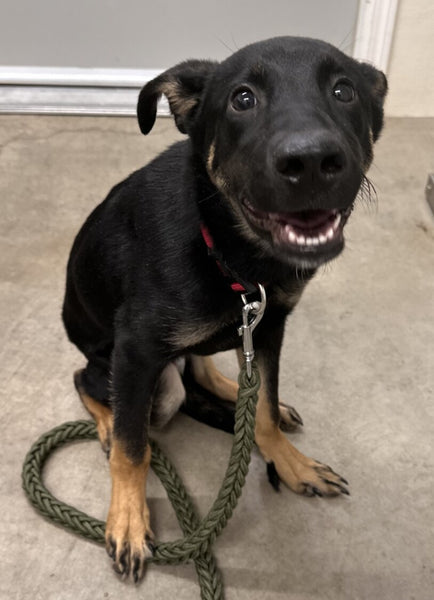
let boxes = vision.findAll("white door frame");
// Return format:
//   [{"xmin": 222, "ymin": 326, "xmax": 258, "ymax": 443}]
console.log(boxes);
[
  {"xmin": 0, "ymin": 1, "xmax": 399, "ymax": 115},
  {"xmin": 353, "ymin": 0, "xmax": 399, "ymax": 72}
]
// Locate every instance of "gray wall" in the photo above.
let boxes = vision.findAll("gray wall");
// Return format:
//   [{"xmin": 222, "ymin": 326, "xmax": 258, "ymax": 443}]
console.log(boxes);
[{"xmin": 0, "ymin": 0, "xmax": 358, "ymax": 69}]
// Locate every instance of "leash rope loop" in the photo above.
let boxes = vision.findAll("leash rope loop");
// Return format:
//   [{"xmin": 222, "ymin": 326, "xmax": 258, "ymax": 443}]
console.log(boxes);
[{"xmin": 22, "ymin": 362, "xmax": 260, "ymax": 600}]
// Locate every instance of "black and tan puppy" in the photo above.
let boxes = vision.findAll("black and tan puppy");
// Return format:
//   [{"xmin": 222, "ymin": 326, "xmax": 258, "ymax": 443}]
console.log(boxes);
[{"xmin": 62, "ymin": 36, "xmax": 387, "ymax": 581}]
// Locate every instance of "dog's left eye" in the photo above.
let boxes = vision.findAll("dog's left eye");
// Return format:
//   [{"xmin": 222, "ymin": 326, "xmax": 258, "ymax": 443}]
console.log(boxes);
[
  {"xmin": 231, "ymin": 89, "xmax": 257, "ymax": 111},
  {"xmin": 332, "ymin": 80, "xmax": 355, "ymax": 103}
]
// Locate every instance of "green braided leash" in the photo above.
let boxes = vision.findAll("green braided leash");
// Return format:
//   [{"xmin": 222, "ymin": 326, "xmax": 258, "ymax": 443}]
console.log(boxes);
[{"xmin": 22, "ymin": 362, "xmax": 260, "ymax": 600}]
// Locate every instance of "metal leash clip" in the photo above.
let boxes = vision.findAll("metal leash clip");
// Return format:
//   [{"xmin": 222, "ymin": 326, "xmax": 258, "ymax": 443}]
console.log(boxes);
[{"xmin": 238, "ymin": 283, "xmax": 267, "ymax": 378}]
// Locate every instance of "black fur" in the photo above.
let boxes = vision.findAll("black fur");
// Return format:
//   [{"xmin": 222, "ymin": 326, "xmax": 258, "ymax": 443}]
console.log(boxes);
[
  {"xmin": 267, "ymin": 462, "xmax": 281, "ymax": 492},
  {"xmin": 63, "ymin": 36, "xmax": 387, "ymax": 465}
]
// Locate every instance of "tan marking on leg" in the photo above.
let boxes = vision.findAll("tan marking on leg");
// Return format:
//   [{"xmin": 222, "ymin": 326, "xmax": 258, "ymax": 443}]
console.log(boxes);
[
  {"xmin": 106, "ymin": 441, "xmax": 154, "ymax": 581},
  {"xmin": 254, "ymin": 359, "xmax": 348, "ymax": 497},
  {"xmin": 74, "ymin": 370, "xmax": 113, "ymax": 455},
  {"xmin": 190, "ymin": 355, "xmax": 239, "ymax": 402}
]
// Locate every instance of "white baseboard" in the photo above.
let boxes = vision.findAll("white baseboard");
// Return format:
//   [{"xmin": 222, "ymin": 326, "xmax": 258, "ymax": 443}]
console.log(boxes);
[
  {"xmin": 0, "ymin": 67, "xmax": 169, "ymax": 116},
  {"xmin": 0, "ymin": 66, "xmax": 161, "ymax": 87}
]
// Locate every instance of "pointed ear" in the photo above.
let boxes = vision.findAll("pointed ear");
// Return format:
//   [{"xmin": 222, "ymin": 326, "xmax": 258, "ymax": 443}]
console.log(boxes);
[
  {"xmin": 359, "ymin": 62, "xmax": 388, "ymax": 141},
  {"xmin": 137, "ymin": 59, "xmax": 218, "ymax": 135}
]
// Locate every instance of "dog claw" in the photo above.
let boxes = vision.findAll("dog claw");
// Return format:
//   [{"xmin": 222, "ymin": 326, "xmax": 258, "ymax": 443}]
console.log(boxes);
[
  {"xmin": 322, "ymin": 478, "xmax": 350, "ymax": 495},
  {"xmin": 107, "ymin": 538, "xmax": 116, "ymax": 560},
  {"xmin": 303, "ymin": 484, "xmax": 324, "ymax": 497},
  {"xmin": 146, "ymin": 541, "xmax": 156, "ymax": 555},
  {"xmin": 321, "ymin": 463, "xmax": 348, "ymax": 486},
  {"xmin": 278, "ymin": 403, "xmax": 304, "ymax": 431},
  {"xmin": 132, "ymin": 554, "xmax": 142, "ymax": 583},
  {"xmin": 287, "ymin": 406, "xmax": 303, "ymax": 426},
  {"xmin": 119, "ymin": 543, "xmax": 130, "ymax": 576},
  {"xmin": 131, "ymin": 539, "xmax": 154, "ymax": 584}
]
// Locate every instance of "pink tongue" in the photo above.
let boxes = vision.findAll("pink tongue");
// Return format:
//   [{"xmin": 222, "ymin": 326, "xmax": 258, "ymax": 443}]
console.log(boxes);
[{"xmin": 280, "ymin": 209, "xmax": 334, "ymax": 230}]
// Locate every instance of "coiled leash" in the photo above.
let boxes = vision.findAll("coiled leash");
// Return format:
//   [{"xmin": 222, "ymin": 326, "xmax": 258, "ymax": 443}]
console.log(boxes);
[{"xmin": 22, "ymin": 285, "xmax": 267, "ymax": 600}]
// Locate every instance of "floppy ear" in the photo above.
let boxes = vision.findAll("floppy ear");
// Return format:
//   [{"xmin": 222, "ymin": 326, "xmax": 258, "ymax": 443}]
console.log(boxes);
[
  {"xmin": 137, "ymin": 59, "xmax": 218, "ymax": 135},
  {"xmin": 359, "ymin": 62, "xmax": 388, "ymax": 142}
]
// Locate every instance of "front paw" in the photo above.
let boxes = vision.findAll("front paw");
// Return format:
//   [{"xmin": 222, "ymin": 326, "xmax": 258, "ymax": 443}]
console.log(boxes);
[
  {"xmin": 259, "ymin": 431, "xmax": 349, "ymax": 497},
  {"xmin": 106, "ymin": 513, "xmax": 155, "ymax": 582}
]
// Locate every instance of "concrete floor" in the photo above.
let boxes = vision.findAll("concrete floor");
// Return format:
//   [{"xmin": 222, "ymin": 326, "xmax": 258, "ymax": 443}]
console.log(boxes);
[{"xmin": 1, "ymin": 114, "xmax": 433, "ymax": 600}]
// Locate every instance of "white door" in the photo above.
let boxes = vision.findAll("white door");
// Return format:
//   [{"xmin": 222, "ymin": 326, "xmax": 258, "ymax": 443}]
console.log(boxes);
[{"xmin": 0, "ymin": 0, "xmax": 397, "ymax": 115}]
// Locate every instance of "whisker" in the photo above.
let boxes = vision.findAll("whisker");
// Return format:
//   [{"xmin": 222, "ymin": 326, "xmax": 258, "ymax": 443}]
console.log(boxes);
[
  {"xmin": 357, "ymin": 175, "xmax": 378, "ymax": 213},
  {"xmin": 230, "ymin": 33, "xmax": 240, "ymax": 51},
  {"xmin": 216, "ymin": 36, "xmax": 237, "ymax": 56},
  {"xmin": 337, "ymin": 27, "xmax": 355, "ymax": 54},
  {"xmin": 197, "ymin": 189, "xmax": 220, "ymax": 205}
]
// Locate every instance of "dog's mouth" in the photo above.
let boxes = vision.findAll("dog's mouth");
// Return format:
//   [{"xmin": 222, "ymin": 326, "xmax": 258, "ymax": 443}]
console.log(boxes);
[{"xmin": 242, "ymin": 200, "xmax": 352, "ymax": 254}]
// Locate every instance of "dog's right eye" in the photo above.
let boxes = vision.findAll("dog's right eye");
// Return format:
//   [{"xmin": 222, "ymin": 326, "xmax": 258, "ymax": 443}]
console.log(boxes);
[
  {"xmin": 332, "ymin": 80, "xmax": 355, "ymax": 103},
  {"xmin": 231, "ymin": 89, "xmax": 257, "ymax": 111}
]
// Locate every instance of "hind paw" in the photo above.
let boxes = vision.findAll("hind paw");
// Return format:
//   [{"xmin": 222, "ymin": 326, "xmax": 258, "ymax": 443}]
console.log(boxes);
[{"xmin": 278, "ymin": 402, "xmax": 303, "ymax": 431}]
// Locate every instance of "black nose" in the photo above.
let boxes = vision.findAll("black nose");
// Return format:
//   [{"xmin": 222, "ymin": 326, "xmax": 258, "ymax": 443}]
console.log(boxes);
[{"xmin": 274, "ymin": 132, "xmax": 347, "ymax": 186}]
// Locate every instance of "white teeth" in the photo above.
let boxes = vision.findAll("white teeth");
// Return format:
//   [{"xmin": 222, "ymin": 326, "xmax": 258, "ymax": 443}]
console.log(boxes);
[
  {"xmin": 332, "ymin": 213, "xmax": 342, "ymax": 230},
  {"xmin": 285, "ymin": 212, "xmax": 342, "ymax": 247},
  {"xmin": 286, "ymin": 232, "xmax": 331, "ymax": 246}
]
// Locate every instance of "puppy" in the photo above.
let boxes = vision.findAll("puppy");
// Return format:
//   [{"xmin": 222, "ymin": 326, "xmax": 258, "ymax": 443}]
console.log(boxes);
[{"xmin": 62, "ymin": 36, "xmax": 387, "ymax": 581}]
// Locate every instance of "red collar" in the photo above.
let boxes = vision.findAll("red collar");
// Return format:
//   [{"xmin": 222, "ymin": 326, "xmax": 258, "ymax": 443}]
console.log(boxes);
[{"xmin": 200, "ymin": 223, "xmax": 260, "ymax": 294}]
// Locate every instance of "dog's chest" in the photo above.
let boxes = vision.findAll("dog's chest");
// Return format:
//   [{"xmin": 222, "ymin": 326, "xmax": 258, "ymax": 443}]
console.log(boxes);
[{"xmin": 169, "ymin": 282, "xmax": 303, "ymax": 356}]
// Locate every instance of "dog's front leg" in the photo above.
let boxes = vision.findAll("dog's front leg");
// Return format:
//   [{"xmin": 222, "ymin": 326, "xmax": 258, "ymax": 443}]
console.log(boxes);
[
  {"xmin": 254, "ymin": 316, "xmax": 349, "ymax": 497},
  {"xmin": 105, "ymin": 333, "xmax": 159, "ymax": 582}
]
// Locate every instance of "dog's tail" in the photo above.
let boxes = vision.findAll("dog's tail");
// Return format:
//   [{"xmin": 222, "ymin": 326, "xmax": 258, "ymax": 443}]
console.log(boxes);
[{"xmin": 180, "ymin": 361, "xmax": 236, "ymax": 434}]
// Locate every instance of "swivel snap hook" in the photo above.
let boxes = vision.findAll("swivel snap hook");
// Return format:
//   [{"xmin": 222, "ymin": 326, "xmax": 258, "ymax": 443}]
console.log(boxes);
[{"xmin": 237, "ymin": 284, "xmax": 267, "ymax": 378}]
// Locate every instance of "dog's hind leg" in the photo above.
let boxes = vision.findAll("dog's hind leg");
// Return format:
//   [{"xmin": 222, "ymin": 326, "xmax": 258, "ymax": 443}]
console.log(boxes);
[
  {"xmin": 187, "ymin": 353, "xmax": 303, "ymax": 431},
  {"xmin": 189, "ymin": 355, "xmax": 239, "ymax": 401},
  {"xmin": 150, "ymin": 361, "xmax": 186, "ymax": 429}
]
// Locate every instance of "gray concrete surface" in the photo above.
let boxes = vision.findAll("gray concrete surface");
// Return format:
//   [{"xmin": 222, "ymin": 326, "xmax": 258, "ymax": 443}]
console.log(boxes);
[{"xmin": 0, "ymin": 115, "xmax": 433, "ymax": 600}]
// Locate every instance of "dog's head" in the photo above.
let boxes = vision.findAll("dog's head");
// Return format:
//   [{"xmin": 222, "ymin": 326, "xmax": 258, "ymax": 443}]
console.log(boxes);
[{"xmin": 138, "ymin": 37, "xmax": 387, "ymax": 269}]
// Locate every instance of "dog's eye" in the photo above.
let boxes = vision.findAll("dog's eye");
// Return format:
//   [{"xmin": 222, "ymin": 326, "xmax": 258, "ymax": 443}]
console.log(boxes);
[
  {"xmin": 231, "ymin": 89, "xmax": 257, "ymax": 111},
  {"xmin": 332, "ymin": 80, "xmax": 355, "ymax": 103}
]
